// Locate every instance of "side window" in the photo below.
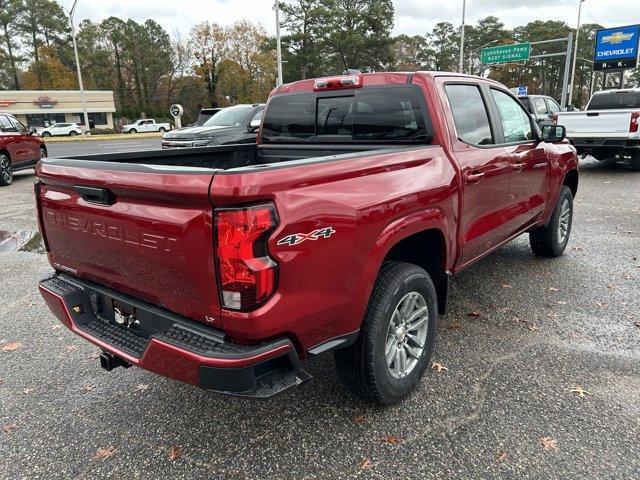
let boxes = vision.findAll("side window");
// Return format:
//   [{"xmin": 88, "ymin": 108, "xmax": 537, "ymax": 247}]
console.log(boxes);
[
  {"xmin": 490, "ymin": 89, "xmax": 533, "ymax": 143},
  {"xmin": 250, "ymin": 109, "xmax": 263, "ymax": 124},
  {"xmin": 9, "ymin": 117, "xmax": 27, "ymax": 132},
  {"xmin": 0, "ymin": 115, "xmax": 14, "ymax": 132},
  {"xmin": 444, "ymin": 84, "xmax": 493, "ymax": 145},
  {"xmin": 546, "ymin": 98, "xmax": 560, "ymax": 114},
  {"xmin": 533, "ymin": 97, "xmax": 548, "ymax": 115}
]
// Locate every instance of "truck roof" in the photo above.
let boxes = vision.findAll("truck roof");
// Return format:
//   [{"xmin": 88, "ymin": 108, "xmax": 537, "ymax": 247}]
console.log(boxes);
[{"xmin": 276, "ymin": 71, "xmax": 506, "ymax": 94}]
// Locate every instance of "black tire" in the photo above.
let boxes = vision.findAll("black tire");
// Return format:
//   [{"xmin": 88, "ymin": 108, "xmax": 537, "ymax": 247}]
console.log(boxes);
[
  {"xmin": 42, "ymin": 132, "xmax": 51, "ymax": 138},
  {"xmin": 39, "ymin": 146, "xmax": 47, "ymax": 159},
  {"xmin": 158, "ymin": 127, "xmax": 166, "ymax": 133},
  {"xmin": 69, "ymin": 130, "xmax": 77, "ymax": 136},
  {"xmin": 129, "ymin": 128, "xmax": 137, "ymax": 134},
  {"xmin": 0, "ymin": 153, "xmax": 13, "ymax": 186},
  {"xmin": 334, "ymin": 261, "xmax": 438, "ymax": 404},
  {"xmin": 631, "ymin": 154, "xmax": 640, "ymax": 172},
  {"xmin": 529, "ymin": 185, "xmax": 573, "ymax": 257}
]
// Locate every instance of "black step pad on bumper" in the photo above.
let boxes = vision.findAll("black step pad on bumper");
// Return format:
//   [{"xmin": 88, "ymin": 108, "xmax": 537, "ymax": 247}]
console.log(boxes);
[{"xmin": 40, "ymin": 273, "xmax": 311, "ymax": 397}]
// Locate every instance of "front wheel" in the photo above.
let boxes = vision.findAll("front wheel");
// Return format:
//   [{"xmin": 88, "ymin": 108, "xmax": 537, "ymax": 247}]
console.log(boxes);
[
  {"xmin": 0, "ymin": 154, "xmax": 13, "ymax": 186},
  {"xmin": 129, "ymin": 128, "xmax": 137, "ymax": 134},
  {"xmin": 529, "ymin": 185, "xmax": 573, "ymax": 257},
  {"xmin": 42, "ymin": 132, "xmax": 51, "ymax": 138},
  {"xmin": 69, "ymin": 130, "xmax": 77, "ymax": 136},
  {"xmin": 334, "ymin": 261, "xmax": 437, "ymax": 404},
  {"xmin": 39, "ymin": 146, "xmax": 47, "ymax": 159}
]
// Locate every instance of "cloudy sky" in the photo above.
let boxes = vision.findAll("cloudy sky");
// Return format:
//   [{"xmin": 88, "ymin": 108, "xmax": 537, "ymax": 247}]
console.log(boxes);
[{"xmin": 56, "ymin": 0, "xmax": 634, "ymax": 37}]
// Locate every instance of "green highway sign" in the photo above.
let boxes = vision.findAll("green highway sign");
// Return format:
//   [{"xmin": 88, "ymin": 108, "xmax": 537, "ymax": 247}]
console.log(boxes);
[{"xmin": 481, "ymin": 42, "xmax": 531, "ymax": 64}]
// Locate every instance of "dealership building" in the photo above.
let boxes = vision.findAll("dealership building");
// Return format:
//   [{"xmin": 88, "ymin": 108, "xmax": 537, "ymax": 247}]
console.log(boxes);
[{"xmin": 0, "ymin": 90, "xmax": 116, "ymax": 129}]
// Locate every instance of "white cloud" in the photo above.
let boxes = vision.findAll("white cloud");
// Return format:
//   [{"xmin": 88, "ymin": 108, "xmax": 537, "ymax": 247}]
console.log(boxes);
[{"xmin": 56, "ymin": 0, "xmax": 637, "ymax": 37}]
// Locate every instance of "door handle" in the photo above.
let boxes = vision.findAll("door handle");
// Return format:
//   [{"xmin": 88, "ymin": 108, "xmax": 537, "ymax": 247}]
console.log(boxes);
[
  {"xmin": 512, "ymin": 161, "xmax": 525, "ymax": 172},
  {"xmin": 465, "ymin": 171, "xmax": 485, "ymax": 184}
]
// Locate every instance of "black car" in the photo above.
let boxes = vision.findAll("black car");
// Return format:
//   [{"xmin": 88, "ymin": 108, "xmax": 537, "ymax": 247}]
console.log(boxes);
[
  {"xmin": 162, "ymin": 104, "xmax": 264, "ymax": 149},
  {"xmin": 518, "ymin": 94, "xmax": 564, "ymax": 127},
  {"xmin": 191, "ymin": 108, "xmax": 223, "ymax": 127}
]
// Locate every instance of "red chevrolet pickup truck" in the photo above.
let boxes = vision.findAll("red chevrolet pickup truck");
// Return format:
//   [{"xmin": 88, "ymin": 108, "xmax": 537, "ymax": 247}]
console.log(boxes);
[{"xmin": 36, "ymin": 72, "xmax": 578, "ymax": 404}]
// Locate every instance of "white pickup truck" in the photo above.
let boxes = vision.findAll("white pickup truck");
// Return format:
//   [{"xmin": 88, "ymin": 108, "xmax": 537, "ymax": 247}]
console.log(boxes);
[
  {"xmin": 556, "ymin": 88, "xmax": 640, "ymax": 171},
  {"xmin": 122, "ymin": 119, "xmax": 172, "ymax": 134}
]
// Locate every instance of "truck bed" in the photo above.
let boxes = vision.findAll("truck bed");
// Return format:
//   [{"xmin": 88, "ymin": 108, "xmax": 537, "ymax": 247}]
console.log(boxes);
[{"xmin": 45, "ymin": 143, "xmax": 398, "ymax": 171}]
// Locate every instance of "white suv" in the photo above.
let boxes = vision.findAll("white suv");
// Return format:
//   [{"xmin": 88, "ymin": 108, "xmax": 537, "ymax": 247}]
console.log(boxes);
[{"xmin": 41, "ymin": 123, "xmax": 83, "ymax": 137}]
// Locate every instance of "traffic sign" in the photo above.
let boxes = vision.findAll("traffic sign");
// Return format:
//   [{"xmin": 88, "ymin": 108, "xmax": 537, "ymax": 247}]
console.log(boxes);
[
  {"xmin": 170, "ymin": 104, "xmax": 184, "ymax": 118},
  {"xmin": 593, "ymin": 24, "xmax": 640, "ymax": 71},
  {"xmin": 481, "ymin": 43, "xmax": 531, "ymax": 64},
  {"xmin": 516, "ymin": 86, "xmax": 527, "ymax": 96}
]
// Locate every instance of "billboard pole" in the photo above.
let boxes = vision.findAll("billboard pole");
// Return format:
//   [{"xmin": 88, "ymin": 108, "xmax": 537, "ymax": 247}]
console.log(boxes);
[{"xmin": 560, "ymin": 32, "xmax": 573, "ymax": 108}]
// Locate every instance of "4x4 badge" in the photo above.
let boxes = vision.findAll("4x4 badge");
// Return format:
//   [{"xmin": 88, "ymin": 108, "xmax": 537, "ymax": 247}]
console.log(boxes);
[{"xmin": 277, "ymin": 227, "xmax": 336, "ymax": 246}]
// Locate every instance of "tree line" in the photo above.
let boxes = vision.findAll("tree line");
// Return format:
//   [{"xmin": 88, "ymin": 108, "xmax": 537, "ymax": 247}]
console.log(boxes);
[{"xmin": 1, "ymin": 0, "xmax": 638, "ymax": 123}]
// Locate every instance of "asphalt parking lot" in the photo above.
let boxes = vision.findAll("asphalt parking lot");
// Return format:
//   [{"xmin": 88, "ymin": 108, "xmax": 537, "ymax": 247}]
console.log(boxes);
[{"xmin": 1, "ymin": 150, "xmax": 639, "ymax": 479}]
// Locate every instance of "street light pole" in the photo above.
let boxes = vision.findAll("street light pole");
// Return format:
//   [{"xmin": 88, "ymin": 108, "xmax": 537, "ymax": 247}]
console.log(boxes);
[
  {"xmin": 459, "ymin": 0, "xmax": 466, "ymax": 73},
  {"xmin": 568, "ymin": 0, "xmax": 585, "ymax": 106},
  {"xmin": 274, "ymin": 0, "xmax": 283, "ymax": 86},
  {"xmin": 69, "ymin": 0, "xmax": 90, "ymax": 134}
]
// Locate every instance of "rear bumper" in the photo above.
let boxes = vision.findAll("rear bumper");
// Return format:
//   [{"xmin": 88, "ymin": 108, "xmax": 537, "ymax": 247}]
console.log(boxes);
[
  {"xmin": 569, "ymin": 137, "xmax": 640, "ymax": 152},
  {"xmin": 39, "ymin": 273, "xmax": 310, "ymax": 397}
]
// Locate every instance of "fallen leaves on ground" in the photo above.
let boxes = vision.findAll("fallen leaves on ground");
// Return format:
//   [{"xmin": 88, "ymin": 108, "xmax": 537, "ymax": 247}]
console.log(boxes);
[
  {"xmin": 467, "ymin": 311, "xmax": 481, "ymax": 318},
  {"xmin": 539, "ymin": 436, "xmax": 557, "ymax": 451},
  {"xmin": 432, "ymin": 362, "xmax": 448, "ymax": 373},
  {"xmin": 380, "ymin": 435, "xmax": 402, "ymax": 445},
  {"xmin": 526, "ymin": 322, "xmax": 540, "ymax": 332},
  {"xmin": 135, "ymin": 383, "xmax": 149, "ymax": 392},
  {"xmin": 92, "ymin": 446, "xmax": 116, "ymax": 461},
  {"xmin": 501, "ymin": 284, "xmax": 512, "ymax": 289},
  {"xmin": 83, "ymin": 385, "xmax": 94, "ymax": 393},
  {"xmin": 360, "ymin": 458, "xmax": 372, "ymax": 470},
  {"xmin": 447, "ymin": 323, "xmax": 463, "ymax": 332},
  {"xmin": 51, "ymin": 324, "xmax": 61, "ymax": 331},
  {"xmin": 570, "ymin": 385, "xmax": 590, "ymax": 398},
  {"xmin": 1, "ymin": 342, "xmax": 22, "ymax": 353},
  {"xmin": 2, "ymin": 423, "xmax": 17, "ymax": 434},
  {"xmin": 354, "ymin": 415, "xmax": 365, "ymax": 425},
  {"xmin": 496, "ymin": 450, "xmax": 508, "ymax": 462},
  {"xmin": 548, "ymin": 287, "xmax": 559, "ymax": 292},
  {"xmin": 88, "ymin": 352, "xmax": 101, "ymax": 360},
  {"xmin": 167, "ymin": 444, "xmax": 182, "ymax": 461},
  {"xmin": 22, "ymin": 388, "xmax": 34, "ymax": 394}
]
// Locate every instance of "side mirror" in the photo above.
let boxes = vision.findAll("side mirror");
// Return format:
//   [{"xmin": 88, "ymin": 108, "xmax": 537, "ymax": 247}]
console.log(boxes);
[
  {"xmin": 28, "ymin": 126, "xmax": 37, "ymax": 135},
  {"xmin": 248, "ymin": 118, "xmax": 261, "ymax": 132},
  {"xmin": 541, "ymin": 124, "xmax": 566, "ymax": 143}
]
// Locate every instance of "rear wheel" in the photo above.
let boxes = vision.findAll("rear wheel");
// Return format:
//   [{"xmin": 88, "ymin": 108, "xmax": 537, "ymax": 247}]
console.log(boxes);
[
  {"xmin": 334, "ymin": 261, "xmax": 437, "ymax": 404},
  {"xmin": 631, "ymin": 153, "xmax": 640, "ymax": 172},
  {"xmin": 69, "ymin": 130, "xmax": 77, "ymax": 136},
  {"xmin": 158, "ymin": 127, "xmax": 166, "ymax": 133},
  {"xmin": 42, "ymin": 132, "xmax": 51, "ymax": 138},
  {"xmin": 0, "ymin": 153, "xmax": 13, "ymax": 186},
  {"xmin": 529, "ymin": 185, "xmax": 573, "ymax": 257}
]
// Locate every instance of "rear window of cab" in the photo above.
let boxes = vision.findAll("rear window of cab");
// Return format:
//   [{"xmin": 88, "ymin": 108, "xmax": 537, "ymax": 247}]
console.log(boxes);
[{"xmin": 261, "ymin": 86, "xmax": 433, "ymax": 144}]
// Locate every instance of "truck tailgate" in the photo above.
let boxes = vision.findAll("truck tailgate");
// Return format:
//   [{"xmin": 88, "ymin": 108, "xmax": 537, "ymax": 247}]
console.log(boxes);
[
  {"xmin": 36, "ymin": 160, "xmax": 222, "ymax": 328},
  {"xmin": 559, "ymin": 110, "xmax": 632, "ymax": 138}
]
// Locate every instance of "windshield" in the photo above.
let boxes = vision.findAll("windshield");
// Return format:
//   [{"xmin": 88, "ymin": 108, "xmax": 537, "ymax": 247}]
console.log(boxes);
[
  {"xmin": 203, "ymin": 106, "xmax": 254, "ymax": 127},
  {"xmin": 588, "ymin": 91, "xmax": 640, "ymax": 110},
  {"xmin": 261, "ymin": 86, "xmax": 432, "ymax": 144}
]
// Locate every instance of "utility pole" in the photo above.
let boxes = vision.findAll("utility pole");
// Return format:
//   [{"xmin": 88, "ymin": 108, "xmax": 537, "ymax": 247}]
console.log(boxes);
[
  {"xmin": 568, "ymin": 0, "xmax": 585, "ymax": 106},
  {"xmin": 275, "ymin": 0, "xmax": 283, "ymax": 86},
  {"xmin": 69, "ymin": 0, "xmax": 90, "ymax": 134},
  {"xmin": 560, "ymin": 32, "xmax": 573, "ymax": 108},
  {"xmin": 459, "ymin": 0, "xmax": 466, "ymax": 73}
]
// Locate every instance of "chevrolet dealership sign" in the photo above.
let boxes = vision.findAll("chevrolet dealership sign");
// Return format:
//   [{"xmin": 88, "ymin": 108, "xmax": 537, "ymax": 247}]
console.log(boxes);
[{"xmin": 594, "ymin": 24, "xmax": 640, "ymax": 71}]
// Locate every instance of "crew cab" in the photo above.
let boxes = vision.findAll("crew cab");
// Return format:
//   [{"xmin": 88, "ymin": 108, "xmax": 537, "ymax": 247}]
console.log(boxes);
[
  {"xmin": 518, "ymin": 94, "xmax": 563, "ymax": 127},
  {"xmin": 0, "ymin": 112, "xmax": 47, "ymax": 186},
  {"xmin": 122, "ymin": 119, "xmax": 172, "ymax": 134},
  {"xmin": 36, "ymin": 72, "xmax": 578, "ymax": 404},
  {"xmin": 556, "ymin": 88, "xmax": 640, "ymax": 170}
]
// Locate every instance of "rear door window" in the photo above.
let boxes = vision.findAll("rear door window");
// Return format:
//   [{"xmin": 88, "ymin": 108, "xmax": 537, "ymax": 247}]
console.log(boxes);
[
  {"xmin": 444, "ymin": 84, "xmax": 494, "ymax": 146},
  {"xmin": 533, "ymin": 97, "xmax": 548, "ymax": 115},
  {"xmin": 0, "ymin": 115, "xmax": 15, "ymax": 132},
  {"xmin": 546, "ymin": 98, "xmax": 560, "ymax": 113},
  {"xmin": 490, "ymin": 89, "xmax": 534, "ymax": 143},
  {"xmin": 262, "ymin": 86, "xmax": 431, "ymax": 143}
]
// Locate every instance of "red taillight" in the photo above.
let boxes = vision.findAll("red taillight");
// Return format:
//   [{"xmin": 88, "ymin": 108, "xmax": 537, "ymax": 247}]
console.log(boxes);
[
  {"xmin": 630, "ymin": 112, "xmax": 640, "ymax": 133},
  {"xmin": 313, "ymin": 75, "xmax": 362, "ymax": 91},
  {"xmin": 215, "ymin": 204, "xmax": 278, "ymax": 311}
]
